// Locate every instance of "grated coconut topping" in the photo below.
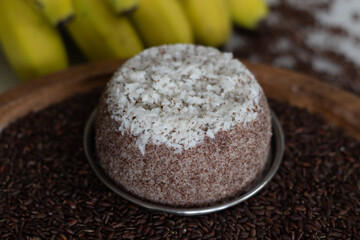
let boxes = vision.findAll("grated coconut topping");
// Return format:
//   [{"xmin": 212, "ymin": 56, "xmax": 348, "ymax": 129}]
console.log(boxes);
[{"xmin": 106, "ymin": 44, "xmax": 263, "ymax": 154}]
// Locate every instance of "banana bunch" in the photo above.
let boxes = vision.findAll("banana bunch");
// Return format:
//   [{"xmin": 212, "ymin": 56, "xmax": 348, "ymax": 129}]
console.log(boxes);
[
  {"xmin": 0, "ymin": 0, "xmax": 269, "ymax": 82},
  {"xmin": 25, "ymin": 0, "xmax": 75, "ymax": 26},
  {"xmin": 180, "ymin": 0, "xmax": 230, "ymax": 47},
  {"xmin": 105, "ymin": 0, "xmax": 139, "ymax": 15},
  {"xmin": 0, "ymin": 0, "xmax": 68, "ymax": 81},
  {"xmin": 131, "ymin": 0, "xmax": 193, "ymax": 46},
  {"xmin": 226, "ymin": 0, "xmax": 269, "ymax": 30},
  {"xmin": 67, "ymin": 0, "xmax": 143, "ymax": 61}
]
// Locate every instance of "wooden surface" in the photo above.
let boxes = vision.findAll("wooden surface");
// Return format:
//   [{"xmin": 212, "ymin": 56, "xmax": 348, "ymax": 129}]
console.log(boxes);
[{"xmin": 0, "ymin": 59, "xmax": 359, "ymax": 140}]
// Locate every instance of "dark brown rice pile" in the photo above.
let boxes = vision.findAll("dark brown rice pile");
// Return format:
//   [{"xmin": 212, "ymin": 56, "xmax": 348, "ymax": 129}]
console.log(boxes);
[{"xmin": 0, "ymin": 89, "xmax": 359, "ymax": 239}]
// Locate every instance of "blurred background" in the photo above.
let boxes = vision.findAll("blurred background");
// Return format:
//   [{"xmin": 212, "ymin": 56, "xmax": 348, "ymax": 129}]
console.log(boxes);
[{"xmin": 0, "ymin": 0, "xmax": 359, "ymax": 96}]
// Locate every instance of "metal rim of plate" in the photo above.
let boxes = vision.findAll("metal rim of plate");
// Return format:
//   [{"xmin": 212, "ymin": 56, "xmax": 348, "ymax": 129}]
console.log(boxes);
[{"xmin": 84, "ymin": 108, "xmax": 285, "ymax": 216}]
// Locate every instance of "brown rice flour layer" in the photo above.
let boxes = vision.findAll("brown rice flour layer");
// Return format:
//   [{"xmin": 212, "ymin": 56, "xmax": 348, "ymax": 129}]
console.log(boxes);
[{"xmin": 95, "ymin": 44, "xmax": 272, "ymax": 207}]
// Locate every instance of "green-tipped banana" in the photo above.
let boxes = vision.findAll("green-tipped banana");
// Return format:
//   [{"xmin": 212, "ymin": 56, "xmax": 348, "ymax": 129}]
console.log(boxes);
[
  {"xmin": 0, "ymin": 0, "xmax": 68, "ymax": 81},
  {"xmin": 226, "ymin": 0, "xmax": 268, "ymax": 29},
  {"xmin": 26, "ymin": 0, "xmax": 75, "ymax": 26},
  {"xmin": 67, "ymin": 0, "xmax": 143, "ymax": 61},
  {"xmin": 181, "ymin": 0, "xmax": 231, "ymax": 47},
  {"xmin": 131, "ymin": 0, "xmax": 193, "ymax": 47},
  {"xmin": 105, "ymin": 0, "xmax": 139, "ymax": 15}
]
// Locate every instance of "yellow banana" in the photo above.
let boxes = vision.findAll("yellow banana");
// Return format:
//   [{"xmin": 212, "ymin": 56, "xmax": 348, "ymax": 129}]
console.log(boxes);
[
  {"xmin": 105, "ymin": 0, "xmax": 139, "ymax": 15},
  {"xmin": 67, "ymin": 0, "xmax": 143, "ymax": 61},
  {"xmin": 131, "ymin": 0, "xmax": 193, "ymax": 47},
  {"xmin": 226, "ymin": 0, "xmax": 268, "ymax": 29},
  {"xmin": 26, "ymin": 0, "xmax": 75, "ymax": 26},
  {"xmin": 0, "ymin": 0, "xmax": 68, "ymax": 81},
  {"xmin": 180, "ymin": 0, "xmax": 231, "ymax": 47}
]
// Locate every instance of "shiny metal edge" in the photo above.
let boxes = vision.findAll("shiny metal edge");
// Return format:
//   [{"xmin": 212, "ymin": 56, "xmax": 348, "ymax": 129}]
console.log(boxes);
[{"xmin": 84, "ymin": 108, "xmax": 285, "ymax": 216}]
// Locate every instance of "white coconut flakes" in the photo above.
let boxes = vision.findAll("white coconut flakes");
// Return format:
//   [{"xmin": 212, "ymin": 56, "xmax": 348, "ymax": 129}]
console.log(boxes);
[{"xmin": 106, "ymin": 44, "xmax": 263, "ymax": 154}]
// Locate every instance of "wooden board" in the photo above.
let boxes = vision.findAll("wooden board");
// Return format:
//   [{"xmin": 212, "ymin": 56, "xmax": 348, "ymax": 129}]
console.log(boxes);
[{"xmin": 0, "ymin": 59, "xmax": 360, "ymax": 140}]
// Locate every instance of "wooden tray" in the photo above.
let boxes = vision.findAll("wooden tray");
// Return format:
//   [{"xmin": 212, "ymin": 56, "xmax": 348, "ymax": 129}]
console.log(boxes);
[{"xmin": 0, "ymin": 60, "xmax": 360, "ymax": 140}]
